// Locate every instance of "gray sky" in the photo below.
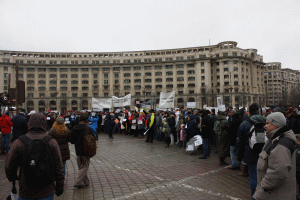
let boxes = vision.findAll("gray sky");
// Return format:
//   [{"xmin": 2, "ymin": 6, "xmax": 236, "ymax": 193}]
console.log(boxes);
[{"xmin": 1, "ymin": 0, "xmax": 300, "ymax": 70}]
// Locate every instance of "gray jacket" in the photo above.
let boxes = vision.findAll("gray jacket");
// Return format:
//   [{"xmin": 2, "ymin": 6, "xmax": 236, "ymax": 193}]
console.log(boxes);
[{"xmin": 253, "ymin": 126, "xmax": 297, "ymax": 200}]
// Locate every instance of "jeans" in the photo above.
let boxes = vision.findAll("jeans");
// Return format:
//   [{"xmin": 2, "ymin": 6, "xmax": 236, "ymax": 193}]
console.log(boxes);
[
  {"xmin": 248, "ymin": 163, "xmax": 257, "ymax": 200},
  {"xmin": 230, "ymin": 146, "xmax": 241, "ymax": 167},
  {"xmin": 202, "ymin": 138, "xmax": 211, "ymax": 157},
  {"xmin": 19, "ymin": 193, "xmax": 54, "ymax": 200},
  {"xmin": 1, "ymin": 133, "xmax": 11, "ymax": 153}
]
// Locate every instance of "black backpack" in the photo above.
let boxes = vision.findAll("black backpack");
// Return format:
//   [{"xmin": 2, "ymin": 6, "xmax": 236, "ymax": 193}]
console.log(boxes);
[{"xmin": 19, "ymin": 135, "xmax": 55, "ymax": 189}]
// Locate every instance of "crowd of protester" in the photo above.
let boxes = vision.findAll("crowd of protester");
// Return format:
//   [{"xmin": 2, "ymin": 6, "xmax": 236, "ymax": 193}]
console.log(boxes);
[{"xmin": 1, "ymin": 104, "xmax": 300, "ymax": 199}]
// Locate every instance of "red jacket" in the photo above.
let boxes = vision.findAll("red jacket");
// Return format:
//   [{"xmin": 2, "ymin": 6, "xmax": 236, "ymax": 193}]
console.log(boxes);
[{"xmin": 0, "ymin": 114, "xmax": 13, "ymax": 133}]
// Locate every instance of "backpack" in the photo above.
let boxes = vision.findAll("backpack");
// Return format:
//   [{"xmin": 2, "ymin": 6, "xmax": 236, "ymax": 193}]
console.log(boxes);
[
  {"xmin": 247, "ymin": 119, "xmax": 267, "ymax": 154},
  {"xmin": 84, "ymin": 125, "xmax": 97, "ymax": 157},
  {"xmin": 19, "ymin": 135, "xmax": 55, "ymax": 189}
]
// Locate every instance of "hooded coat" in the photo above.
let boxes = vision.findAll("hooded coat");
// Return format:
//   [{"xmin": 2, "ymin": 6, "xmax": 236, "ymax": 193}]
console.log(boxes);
[
  {"xmin": 5, "ymin": 113, "xmax": 64, "ymax": 199},
  {"xmin": 88, "ymin": 115, "xmax": 99, "ymax": 129},
  {"xmin": 185, "ymin": 114, "xmax": 197, "ymax": 140},
  {"xmin": 253, "ymin": 126, "xmax": 297, "ymax": 200},
  {"xmin": 214, "ymin": 115, "xmax": 230, "ymax": 158},
  {"xmin": 228, "ymin": 113, "xmax": 243, "ymax": 146},
  {"xmin": 176, "ymin": 114, "xmax": 184, "ymax": 132},
  {"xmin": 48, "ymin": 126, "xmax": 71, "ymax": 161}
]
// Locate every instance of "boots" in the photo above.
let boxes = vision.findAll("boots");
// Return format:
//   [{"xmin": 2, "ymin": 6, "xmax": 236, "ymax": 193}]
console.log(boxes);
[{"xmin": 238, "ymin": 162, "xmax": 249, "ymax": 177}]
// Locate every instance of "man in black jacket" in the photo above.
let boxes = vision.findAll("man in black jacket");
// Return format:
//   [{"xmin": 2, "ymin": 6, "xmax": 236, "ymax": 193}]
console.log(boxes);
[
  {"xmin": 70, "ymin": 114, "xmax": 95, "ymax": 189},
  {"xmin": 11, "ymin": 109, "xmax": 28, "ymax": 141},
  {"xmin": 199, "ymin": 109, "xmax": 213, "ymax": 159}
]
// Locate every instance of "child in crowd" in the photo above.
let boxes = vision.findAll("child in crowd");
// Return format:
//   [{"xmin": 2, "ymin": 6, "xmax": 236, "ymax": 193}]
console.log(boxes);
[{"xmin": 179, "ymin": 124, "xmax": 185, "ymax": 147}]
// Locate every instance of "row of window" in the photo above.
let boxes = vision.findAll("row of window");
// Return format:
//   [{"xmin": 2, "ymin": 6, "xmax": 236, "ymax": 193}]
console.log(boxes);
[
  {"xmin": 27, "ymin": 80, "xmax": 91, "ymax": 85},
  {"xmin": 24, "ymin": 74, "xmax": 93, "ymax": 78}
]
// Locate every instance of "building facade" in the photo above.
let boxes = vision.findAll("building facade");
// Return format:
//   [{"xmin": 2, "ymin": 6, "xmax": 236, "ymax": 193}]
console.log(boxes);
[
  {"xmin": 0, "ymin": 41, "xmax": 266, "ymax": 112},
  {"xmin": 264, "ymin": 62, "xmax": 300, "ymax": 106}
]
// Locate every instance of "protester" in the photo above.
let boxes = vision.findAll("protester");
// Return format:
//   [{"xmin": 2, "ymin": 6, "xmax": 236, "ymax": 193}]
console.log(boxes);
[
  {"xmin": 105, "ymin": 114, "xmax": 115, "ymax": 139},
  {"xmin": 0, "ymin": 112, "xmax": 13, "ymax": 154},
  {"xmin": 5, "ymin": 113, "xmax": 64, "ymax": 199},
  {"xmin": 214, "ymin": 111, "xmax": 230, "ymax": 165},
  {"xmin": 70, "ymin": 114, "xmax": 95, "ymax": 188},
  {"xmin": 253, "ymin": 112, "xmax": 297, "ymax": 200},
  {"xmin": 199, "ymin": 109, "xmax": 213, "ymax": 159},
  {"xmin": 145, "ymin": 109, "xmax": 156, "ymax": 143},
  {"xmin": 11, "ymin": 109, "xmax": 28, "ymax": 142},
  {"xmin": 138, "ymin": 111, "xmax": 146, "ymax": 138},
  {"xmin": 48, "ymin": 117, "xmax": 71, "ymax": 177},
  {"xmin": 236, "ymin": 103, "xmax": 266, "ymax": 199}
]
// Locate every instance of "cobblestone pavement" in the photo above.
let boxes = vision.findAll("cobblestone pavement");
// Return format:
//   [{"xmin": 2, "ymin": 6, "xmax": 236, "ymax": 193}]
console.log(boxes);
[{"xmin": 0, "ymin": 133, "xmax": 251, "ymax": 200}]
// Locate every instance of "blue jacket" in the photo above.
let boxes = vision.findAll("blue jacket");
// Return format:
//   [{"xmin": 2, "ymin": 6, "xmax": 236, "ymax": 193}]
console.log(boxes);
[
  {"xmin": 105, "ymin": 115, "xmax": 115, "ymax": 133},
  {"xmin": 88, "ymin": 124, "xmax": 97, "ymax": 136},
  {"xmin": 88, "ymin": 115, "xmax": 99, "ymax": 129},
  {"xmin": 236, "ymin": 114, "xmax": 266, "ymax": 164}
]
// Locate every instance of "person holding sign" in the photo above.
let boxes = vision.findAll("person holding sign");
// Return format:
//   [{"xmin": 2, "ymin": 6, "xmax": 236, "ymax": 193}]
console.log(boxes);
[
  {"xmin": 138, "ymin": 111, "xmax": 146, "ymax": 138},
  {"xmin": 131, "ymin": 113, "xmax": 139, "ymax": 137}
]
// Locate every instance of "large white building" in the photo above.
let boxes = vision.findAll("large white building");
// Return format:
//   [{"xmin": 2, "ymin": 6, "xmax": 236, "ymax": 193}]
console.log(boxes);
[{"xmin": 0, "ymin": 41, "xmax": 266, "ymax": 112}]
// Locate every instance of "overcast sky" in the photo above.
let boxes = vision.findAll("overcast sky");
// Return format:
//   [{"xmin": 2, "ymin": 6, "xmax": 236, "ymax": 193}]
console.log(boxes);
[{"xmin": 0, "ymin": 0, "xmax": 299, "ymax": 70}]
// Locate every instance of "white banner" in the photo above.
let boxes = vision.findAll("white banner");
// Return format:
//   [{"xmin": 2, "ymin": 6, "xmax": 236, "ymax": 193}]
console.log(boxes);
[
  {"xmin": 159, "ymin": 91, "xmax": 175, "ymax": 108},
  {"xmin": 217, "ymin": 97, "xmax": 223, "ymax": 108},
  {"xmin": 187, "ymin": 102, "xmax": 196, "ymax": 108},
  {"xmin": 112, "ymin": 94, "xmax": 131, "ymax": 107},
  {"xmin": 92, "ymin": 98, "xmax": 113, "ymax": 109}
]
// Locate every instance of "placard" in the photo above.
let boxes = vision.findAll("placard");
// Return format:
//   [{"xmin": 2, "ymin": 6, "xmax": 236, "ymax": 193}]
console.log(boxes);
[
  {"xmin": 112, "ymin": 94, "xmax": 131, "ymax": 107},
  {"xmin": 187, "ymin": 102, "xmax": 196, "ymax": 108},
  {"xmin": 131, "ymin": 125, "xmax": 136, "ymax": 130},
  {"xmin": 132, "ymin": 120, "xmax": 136, "ymax": 124},
  {"xmin": 159, "ymin": 91, "xmax": 175, "ymax": 108},
  {"xmin": 47, "ymin": 117, "xmax": 50, "ymax": 120},
  {"xmin": 91, "ymin": 112, "xmax": 96, "ymax": 116},
  {"xmin": 187, "ymin": 145, "xmax": 194, "ymax": 151},
  {"xmin": 138, "ymin": 120, "xmax": 143, "ymax": 124}
]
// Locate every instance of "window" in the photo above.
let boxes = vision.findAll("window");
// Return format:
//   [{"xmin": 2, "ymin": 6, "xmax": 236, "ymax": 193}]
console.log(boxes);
[
  {"xmin": 82, "ymin": 87, "xmax": 88, "ymax": 91},
  {"xmin": 166, "ymin": 78, "xmax": 173, "ymax": 82},
  {"xmin": 92, "ymin": 68, "xmax": 99, "ymax": 71},
  {"xmin": 176, "ymin": 64, "xmax": 184, "ymax": 68},
  {"xmin": 166, "ymin": 84, "xmax": 173, "ymax": 89},
  {"xmin": 38, "ymin": 87, "xmax": 46, "ymax": 91},
  {"xmin": 177, "ymin": 77, "xmax": 184, "ymax": 81},
  {"xmin": 61, "ymin": 87, "xmax": 67, "ymax": 91},
  {"xmin": 144, "ymin": 59, "xmax": 151, "ymax": 62},
  {"xmin": 71, "ymin": 61, "xmax": 78, "ymax": 64},
  {"xmin": 223, "ymin": 53, "xmax": 228, "ymax": 57},
  {"xmin": 124, "ymin": 67, "xmax": 131, "ymax": 71},
  {"xmin": 189, "ymin": 90, "xmax": 194, "ymax": 94},
  {"xmin": 176, "ymin": 57, "xmax": 183, "ymax": 60},
  {"xmin": 166, "ymin": 65, "xmax": 173, "ymax": 69},
  {"xmin": 19, "ymin": 67, "xmax": 24, "ymax": 71},
  {"xmin": 201, "ymin": 76, "xmax": 205, "ymax": 80},
  {"xmin": 187, "ymin": 64, "xmax": 194, "ymax": 68},
  {"xmin": 234, "ymin": 74, "xmax": 238, "ymax": 78},
  {"xmin": 49, "ymin": 68, "xmax": 57, "ymax": 72},
  {"xmin": 4, "ymin": 67, "xmax": 8, "ymax": 71},
  {"xmin": 104, "ymin": 93, "xmax": 108, "ymax": 97},
  {"xmin": 188, "ymin": 77, "xmax": 195, "ymax": 81},
  {"xmin": 71, "ymin": 74, "xmax": 78, "ymax": 78},
  {"xmin": 16, "ymin": 60, "xmax": 24, "ymax": 64},
  {"xmin": 177, "ymin": 71, "xmax": 184, "ymax": 75},
  {"xmin": 104, "ymin": 74, "xmax": 108, "ymax": 78},
  {"xmin": 27, "ymin": 93, "xmax": 34, "ymax": 97},
  {"xmin": 49, "ymin": 80, "xmax": 56, "ymax": 84},
  {"xmin": 124, "ymin": 79, "xmax": 131, "ymax": 83},
  {"xmin": 155, "ymin": 58, "xmax": 162, "ymax": 62},
  {"xmin": 201, "ymin": 69, "xmax": 205, "ymax": 73},
  {"xmin": 113, "ymin": 60, "xmax": 120, "ymax": 63},
  {"xmin": 60, "ymin": 68, "xmax": 68, "ymax": 72},
  {"xmin": 225, "ymin": 82, "xmax": 229, "ymax": 86},
  {"xmin": 27, "ymin": 74, "xmax": 34, "ymax": 78},
  {"xmin": 92, "ymin": 60, "xmax": 100, "ymax": 64},
  {"xmin": 166, "ymin": 57, "xmax": 173, "ymax": 61},
  {"xmin": 155, "ymin": 78, "xmax": 162, "ymax": 82},
  {"xmin": 50, "ymin": 74, "xmax": 56, "ymax": 78},
  {"xmin": 39, "ymin": 61, "xmax": 46, "ymax": 64},
  {"xmin": 234, "ymin": 81, "xmax": 239, "ymax": 86},
  {"xmin": 199, "ymin": 54, "xmax": 206, "ymax": 58},
  {"xmin": 187, "ymin": 56, "xmax": 194, "ymax": 60},
  {"xmin": 155, "ymin": 72, "xmax": 162, "ymax": 76},
  {"xmin": 81, "ymin": 61, "xmax": 88, "ymax": 64},
  {"xmin": 145, "ymin": 85, "xmax": 152, "ymax": 89},
  {"xmin": 38, "ymin": 80, "xmax": 46, "ymax": 84},
  {"xmin": 113, "ymin": 67, "xmax": 120, "ymax": 71},
  {"xmin": 233, "ymin": 60, "xmax": 238, "ymax": 64},
  {"xmin": 27, "ymin": 87, "xmax": 34, "ymax": 91},
  {"xmin": 114, "ymin": 73, "xmax": 119, "ymax": 78},
  {"xmin": 145, "ymin": 66, "xmax": 152, "ymax": 70},
  {"xmin": 134, "ymin": 66, "xmax": 141, "ymax": 70},
  {"xmin": 39, "ymin": 93, "xmax": 45, "ymax": 97},
  {"xmin": 134, "ymin": 85, "xmax": 141, "ymax": 89},
  {"xmin": 145, "ymin": 79, "xmax": 151, "ymax": 82},
  {"xmin": 178, "ymin": 91, "xmax": 183, "ymax": 95},
  {"xmin": 188, "ymin": 84, "xmax": 195, "ymax": 87},
  {"xmin": 49, "ymin": 87, "xmax": 56, "ymax": 91},
  {"xmin": 124, "ymin": 86, "xmax": 131, "ymax": 90},
  {"xmin": 72, "ymin": 93, "xmax": 77, "ymax": 97},
  {"xmin": 232, "ymin": 52, "xmax": 237, "ymax": 56},
  {"xmin": 61, "ymin": 61, "xmax": 68, "ymax": 64},
  {"xmin": 38, "ymin": 74, "xmax": 46, "ymax": 78},
  {"xmin": 188, "ymin": 70, "xmax": 195, "ymax": 74},
  {"xmin": 134, "ymin": 79, "xmax": 141, "ymax": 83},
  {"xmin": 166, "ymin": 71, "xmax": 173, "ymax": 75},
  {"xmin": 224, "ymin": 68, "xmax": 228, "ymax": 72},
  {"xmin": 104, "ymin": 80, "xmax": 108, "ymax": 84},
  {"xmin": 82, "ymin": 80, "xmax": 89, "ymax": 84},
  {"xmin": 60, "ymin": 74, "xmax": 67, "ymax": 78},
  {"xmin": 81, "ymin": 68, "xmax": 88, "ymax": 72},
  {"xmin": 177, "ymin": 84, "xmax": 184, "ymax": 88},
  {"xmin": 201, "ymin": 62, "xmax": 204, "ymax": 66},
  {"xmin": 155, "ymin": 65, "xmax": 162, "ymax": 69},
  {"xmin": 27, "ymin": 68, "xmax": 35, "ymax": 72},
  {"xmin": 123, "ymin": 59, "xmax": 131, "ymax": 63},
  {"xmin": 82, "ymin": 74, "xmax": 88, "ymax": 78},
  {"xmin": 18, "ymin": 74, "xmax": 23, "ymax": 78},
  {"xmin": 124, "ymin": 73, "xmax": 131, "ymax": 77},
  {"xmin": 93, "ymin": 74, "xmax": 98, "ymax": 78},
  {"xmin": 134, "ymin": 59, "xmax": 141, "ymax": 63},
  {"xmin": 223, "ymin": 61, "xmax": 228, "ymax": 65},
  {"xmin": 71, "ymin": 87, "xmax": 78, "ymax": 91},
  {"xmin": 27, "ymin": 61, "xmax": 35, "ymax": 64},
  {"xmin": 224, "ymin": 75, "xmax": 229, "ymax": 79},
  {"xmin": 27, "ymin": 80, "xmax": 34, "ymax": 84},
  {"xmin": 134, "ymin": 73, "xmax": 141, "ymax": 77},
  {"xmin": 103, "ymin": 67, "xmax": 110, "ymax": 71},
  {"xmin": 156, "ymin": 85, "xmax": 162, "ymax": 89},
  {"xmin": 114, "ymin": 80, "xmax": 119, "ymax": 84},
  {"xmin": 145, "ymin": 72, "xmax": 151, "ymax": 76}
]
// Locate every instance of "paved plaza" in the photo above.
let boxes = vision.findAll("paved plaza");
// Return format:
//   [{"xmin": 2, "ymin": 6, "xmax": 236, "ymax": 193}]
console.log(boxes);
[{"xmin": 0, "ymin": 133, "xmax": 251, "ymax": 200}]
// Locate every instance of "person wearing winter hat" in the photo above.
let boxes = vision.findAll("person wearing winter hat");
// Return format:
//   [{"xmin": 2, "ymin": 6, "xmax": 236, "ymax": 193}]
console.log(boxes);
[{"xmin": 253, "ymin": 112, "xmax": 297, "ymax": 200}]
